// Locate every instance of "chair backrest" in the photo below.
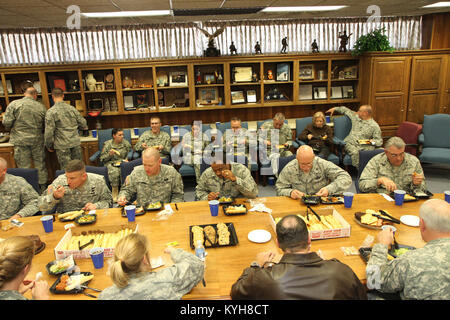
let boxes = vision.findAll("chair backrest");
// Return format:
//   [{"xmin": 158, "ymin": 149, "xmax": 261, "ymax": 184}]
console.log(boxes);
[
  {"xmin": 295, "ymin": 117, "xmax": 313, "ymax": 139},
  {"xmin": 396, "ymin": 121, "xmax": 422, "ymax": 156},
  {"xmin": 333, "ymin": 115, "xmax": 352, "ymax": 141},
  {"xmin": 257, "ymin": 119, "xmax": 288, "ymax": 130},
  {"xmin": 356, "ymin": 149, "xmax": 384, "ymax": 193},
  {"xmin": 217, "ymin": 121, "xmax": 248, "ymax": 133},
  {"xmin": 138, "ymin": 127, "xmax": 151, "ymax": 136},
  {"xmin": 161, "ymin": 125, "xmax": 171, "ymax": 136},
  {"xmin": 7, "ymin": 168, "xmax": 40, "ymax": 194},
  {"xmin": 122, "ymin": 129, "xmax": 132, "ymax": 145},
  {"xmin": 422, "ymin": 114, "xmax": 450, "ymax": 148},
  {"xmin": 56, "ymin": 166, "xmax": 112, "ymax": 191},
  {"xmin": 278, "ymin": 154, "xmax": 296, "ymax": 175},
  {"xmin": 120, "ymin": 157, "xmax": 169, "ymax": 185},
  {"xmin": 97, "ymin": 129, "xmax": 113, "ymax": 152}
]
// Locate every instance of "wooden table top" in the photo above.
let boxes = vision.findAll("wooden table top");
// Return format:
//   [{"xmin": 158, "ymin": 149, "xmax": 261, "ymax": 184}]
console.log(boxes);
[{"xmin": 2, "ymin": 193, "xmax": 443, "ymax": 300}]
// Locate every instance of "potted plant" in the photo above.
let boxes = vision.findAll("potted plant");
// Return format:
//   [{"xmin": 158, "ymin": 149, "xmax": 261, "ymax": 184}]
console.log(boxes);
[{"xmin": 351, "ymin": 27, "xmax": 394, "ymax": 56}]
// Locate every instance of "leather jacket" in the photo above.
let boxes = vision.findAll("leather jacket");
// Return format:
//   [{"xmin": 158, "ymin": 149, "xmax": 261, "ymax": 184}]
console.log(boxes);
[{"xmin": 231, "ymin": 252, "xmax": 367, "ymax": 300}]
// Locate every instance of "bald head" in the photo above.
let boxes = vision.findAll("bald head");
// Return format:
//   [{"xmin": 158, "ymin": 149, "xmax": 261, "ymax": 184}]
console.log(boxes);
[
  {"xmin": 296, "ymin": 145, "xmax": 315, "ymax": 173},
  {"xmin": 143, "ymin": 147, "xmax": 160, "ymax": 161},
  {"xmin": 357, "ymin": 105, "xmax": 373, "ymax": 120},
  {"xmin": 24, "ymin": 87, "xmax": 37, "ymax": 99},
  {"xmin": 420, "ymin": 199, "xmax": 450, "ymax": 234},
  {"xmin": 142, "ymin": 147, "xmax": 162, "ymax": 176}
]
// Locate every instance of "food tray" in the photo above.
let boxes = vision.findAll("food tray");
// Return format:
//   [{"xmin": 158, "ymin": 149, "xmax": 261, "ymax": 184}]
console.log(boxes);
[
  {"xmin": 302, "ymin": 196, "xmax": 320, "ymax": 205},
  {"xmin": 50, "ymin": 272, "xmax": 93, "ymax": 294},
  {"xmin": 189, "ymin": 222, "xmax": 239, "ymax": 249},
  {"xmin": 59, "ymin": 212, "xmax": 84, "ymax": 222},
  {"xmin": 218, "ymin": 197, "xmax": 234, "ymax": 205},
  {"xmin": 75, "ymin": 214, "xmax": 97, "ymax": 225},
  {"xmin": 411, "ymin": 190, "xmax": 433, "ymax": 199},
  {"xmin": 223, "ymin": 204, "xmax": 247, "ymax": 216},
  {"xmin": 320, "ymin": 196, "xmax": 344, "ymax": 204},
  {"xmin": 45, "ymin": 258, "xmax": 76, "ymax": 276},
  {"xmin": 144, "ymin": 201, "xmax": 163, "ymax": 211},
  {"xmin": 359, "ymin": 244, "xmax": 416, "ymax": 263},
  {"xmin": 121, "ymin": 206, "xmax": 146, "ymax": 217},
  {"xmin": 354, "ymin": 212, "xmax": 383, "ymax": 230},
  {"xmin": 389, "ymin": 192, "xmax": 418, "ymax": 202}
]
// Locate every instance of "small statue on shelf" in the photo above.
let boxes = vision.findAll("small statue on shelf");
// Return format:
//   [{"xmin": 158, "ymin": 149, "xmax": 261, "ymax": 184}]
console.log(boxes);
[
  {"xmin": 195, "ymin": 24, "xmax": 225, "ymax": 57},
  {"xmin": 267, "ymin": 70, "xmax": 274, "ymax": 81},
  {"xmin": 281, "ymin": 37, "xmax": 288, "ymax": 54},
  {"xmin": 254, "ymin": 41, "xmax": 262, "ymax": 54},
  {"xmin": 252, "ymin": 72, "xmax": 258, "ymax": 82},
  {"xmin": 338, "ymin": 30, "xmax": 352, "ymax": 52},
  {"xmin": 229, "ymin": 41, "xmax": 237, "ymax": 55},
  {"xmin": 311, "ymin": 39, "xmax": 319, "ymax": 53},
  {"xmin": 196, "ymin": 70, "xmax": 202, "ymax": 84}
]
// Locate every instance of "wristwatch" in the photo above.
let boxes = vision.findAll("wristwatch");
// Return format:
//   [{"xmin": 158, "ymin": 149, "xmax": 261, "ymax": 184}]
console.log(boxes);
[{"xmin": 250, "ymin": 261, "xmax": 260, "ymax": 268}]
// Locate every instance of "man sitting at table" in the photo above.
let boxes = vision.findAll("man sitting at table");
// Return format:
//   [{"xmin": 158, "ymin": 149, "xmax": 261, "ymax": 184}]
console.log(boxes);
[
  {"xmin": 39, "ymin": 160, "xmax": 112, "ymax": 213},
  {"xmin": 117, "ymin": 148, "xmax": 184, "ymax": 206},
  {"xmin": 230, "ymin": 214, "xmax": 367, "ymax": 299},
  {"xmin": 366, "ymin": 199, "xmax": 450, "ymax": 300},
  {"xmin": 195, "ymin": 155, "xmax": 258, "ymax": 201},
  {"xmin": 134, "ymin": 116, "xmax": 172, "ymax": 159},
  {"xmin": 276, "ymin": 145, "xmax": 352, "ymax": 198},
  {"xmin": 358, "ymin": 136, "xmax": 427, "ymax": 194},
  {"xmin": 0, "ymin": 157, "xmax": 39, "ymax": 220}
]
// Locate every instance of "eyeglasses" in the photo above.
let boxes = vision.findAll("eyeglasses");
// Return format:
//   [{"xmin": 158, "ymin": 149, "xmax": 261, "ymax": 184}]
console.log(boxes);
[{"xmin": 387, "ymin": 151, "xmax": 405, "ymax": 158}]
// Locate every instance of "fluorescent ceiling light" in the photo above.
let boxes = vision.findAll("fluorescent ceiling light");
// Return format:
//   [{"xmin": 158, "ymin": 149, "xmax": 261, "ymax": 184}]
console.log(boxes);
[
  {"xmin": 261, "ymin": 6, "xmax": 347, "ymax": 12},
  {"xmin": 82, "ymin": 10, "xmax": 172, "ymax": 18},
  {"xmin": 422, "ymin": 2, "xmax": 450, "ymax": 8}
]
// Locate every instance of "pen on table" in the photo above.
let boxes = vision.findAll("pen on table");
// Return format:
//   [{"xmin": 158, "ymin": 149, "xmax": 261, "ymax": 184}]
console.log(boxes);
[{"xmin": 175, "ymin": 203, "xmax": 179, "ymax": 211}]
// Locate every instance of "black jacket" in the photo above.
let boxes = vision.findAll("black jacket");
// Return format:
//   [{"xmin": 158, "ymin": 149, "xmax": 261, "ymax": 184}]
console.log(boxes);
[{"xmin": 230, "ymin": 252, "xmax": 367, "ymax": 300}]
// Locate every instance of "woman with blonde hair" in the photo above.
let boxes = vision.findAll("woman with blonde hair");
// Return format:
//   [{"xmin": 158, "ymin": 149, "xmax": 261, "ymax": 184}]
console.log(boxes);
[
  {"xmin": 0, "ymin": 236, "xmax": 49, "ymax": 300},
  {"xmin": 98, "ymin": 233, "xmax": 204, "ymax": 300},
  {"xmin": 299, "ymin": 111, "xmax": 333, "ymax": 159}
]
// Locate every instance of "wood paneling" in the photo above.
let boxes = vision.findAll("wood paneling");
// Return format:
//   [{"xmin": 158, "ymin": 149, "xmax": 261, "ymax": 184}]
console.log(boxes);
[
  {"xmin": 373, "ymin": 95, "xmax": 405, "ymax": 126},
  {"xmin": 430, "ymin": 13, "xmax": 450, "ymax": 50},
  {"xmin": 407, "ymin": 93, "xmax": 440, "ymax": 123}
]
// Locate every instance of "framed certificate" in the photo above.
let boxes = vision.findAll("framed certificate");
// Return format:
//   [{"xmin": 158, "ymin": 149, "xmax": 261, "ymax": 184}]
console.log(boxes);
[{"xmin": 231, "ymin": 91, "xmax": 245, "ymax": 104}]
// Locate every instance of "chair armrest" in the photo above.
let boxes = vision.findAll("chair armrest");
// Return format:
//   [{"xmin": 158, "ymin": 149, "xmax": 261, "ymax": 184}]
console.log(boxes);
[
  {"xmin": 418, "ymin": 133, "xmax": 424, "ymax": 145},
  {"xmin": 132, "ymin": 151, "xmax": 140, "ymax": 159},
  {"xmin": 127, "ymin": 151, "xmax": 134, "ymax": 160},
  {"xmin": 293, "ymin": 139, "xmax": 306, "ymax": 149},
  {"xmin": 89, "ymin": 151, "xmax": 100, "ymax": 163},
  {"xmin": 333, "ymin": 137, "xmax": 346, "ymax": 146}
]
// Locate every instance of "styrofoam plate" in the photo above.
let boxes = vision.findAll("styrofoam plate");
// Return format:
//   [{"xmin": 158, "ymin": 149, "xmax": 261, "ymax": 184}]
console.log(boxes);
[
  {"xmin": 400, "ymin": 215, "xmax": 420, "ymax": 227},
  {"xmin": 248, "ymin": 230, "xmax": 272, "ymax": 243}
]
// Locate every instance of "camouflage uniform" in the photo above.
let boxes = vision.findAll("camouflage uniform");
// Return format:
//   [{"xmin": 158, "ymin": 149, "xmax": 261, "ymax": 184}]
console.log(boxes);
[
  {"xmin": 181, "ymin": 131, "xmax": 209, "ymax": 181},
  {"xmin": 222, "ymin": 128, "xmax": 258, "ymax": 170},
  {"xmin": 195, "ymin": 163, "xmax": 258, "ymax": 201},
  {"xmin": 0, "ymin": 291, "xmax": 27, "ymax": 300},
  {"xmin": 0, "ymin": 173, "xmax": 39, "ymax": 220},
  {"xmin": 358, "ymin": 152, "xmax": 427, "ymax": 194},
  {"xmin": 134, "ymin": 130, "xmax": 171, "ymax": 158},
  {"xmin": 44, "ymin": 101, "xmax": 88, "ymax": 170},
  {"xmin": 258, "ymin": 120, "xmax": 293, "ymax": 158},
  {"xmin": 2, "ymin": 97, "xmax": 48, "ymax": 185},
  {"xmin": 99, "ymin": 139, "xmax": 132, "ymax": 187},
  {"xmin": 38, "ymin": 173, "xmax": 112, "ymax": 213},
  {"xmin": 335, "ymin": 106, "xmax": 383, "ymax": 168},
  {"xmin": 276, "ymin": 157, "xmax": 352, "ymax": 196},
  {"xmin": 118, "ymin": 164, "xmax": 184, "ymax": 205},
  {"xmin": 98, "ymin": 248, "xmax": 204, "ymax": 300},
  {"xmin": 366, "ymin": 238, "xmax": 450, "ymax": 300}
]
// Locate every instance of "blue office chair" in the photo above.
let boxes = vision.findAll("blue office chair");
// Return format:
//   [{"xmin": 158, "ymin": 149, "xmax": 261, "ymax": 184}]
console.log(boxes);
[
  {"xmin": 277, "ymin": 154, "xmax": 296, "ymax": 176},
  {"xmin": 418, "ymin": 114, "xmax": 450, "ymax": 165},
  {"xmin": 55, "ymin": 165, "xmax": 112, "ymax": 191},
  {"xmin": 7, "ymin": 168, "xmax": 40, "ymax": 194},
  {"xmin": 355, "ymin": 149, "xmax": 384, "ymax": 193},
  {"xmin": 89, "ymin": 128, "xmax": 134, "ymax": 164},
  {"xmin": 332, "ymin": 115, "xmax": 352, "ymax": 167},
  {"xmin": 120, "ymin": 157, "xmax": 170, "ymax": 185},
  {"xmin": 292, "ymin": 117, "xmax": 313, "ymax": 149}
]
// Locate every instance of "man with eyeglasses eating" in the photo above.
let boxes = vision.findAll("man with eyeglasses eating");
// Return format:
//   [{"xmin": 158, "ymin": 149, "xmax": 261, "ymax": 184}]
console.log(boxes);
[{"xmin": 358, "ymin": 137, "xmax": 426, "ymax": 194}]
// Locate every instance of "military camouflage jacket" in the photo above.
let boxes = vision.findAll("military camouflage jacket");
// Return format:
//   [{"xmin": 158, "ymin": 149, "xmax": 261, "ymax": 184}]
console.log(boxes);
[
  {"xmin": 44, "ymin": 102, "xmax": 88, "ymax": 150},
  {"xmin": 0, "ymin": 174, "xmax": 39, "ymax": 220},
  {"xmin": 195, "ymin": 163, "xmax": 258, "ymax": 200},
  {"xmin": 99, "ymin": 139, "xmax": 132, "ymax": 165},
  {"xmin": 134, "ymin": 130, "xmax": 171, "ymax": 156},
  {"xmin": 258, "ymin": 121, "xmax": 293, "ymax": 147},
  {"xmin": 335, "ymin": 106, "xmax": 383, "ymax": 147},
  {"xmin": 276, "ymin": 157, "xmax": 352, "ymax": 196},
  {"xmin": 39, "ymin": 173, "xmax": 112, "ymax": 213},
  {"xmin": 2, "ymin": 97, "xmax": 46, "ymax": 146},
  {"xmin": 0, "ymin": 290, "xmax": 27, "ymax": 300},
  {"xmin": 98, "ymin": 249, "xmax": 204, "ymax": 300},
  {"xmin": 181, "ymin": 132, "xmax": 209, "ymax": 158},
  {"xmin": 358, "ymin": 152, "xmax": 427, "ymax": 194},
  {"xmin": 367, "ymin": 238, "xmax": 450, "ymax": 300},
  {"xmin": 118, "ymin": 164, "xmax": 184, "ymax": 205}
]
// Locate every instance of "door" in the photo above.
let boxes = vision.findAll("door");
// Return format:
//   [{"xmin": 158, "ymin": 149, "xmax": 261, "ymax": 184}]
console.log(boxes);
[{"xmin": 441, "ymin": 54, "xmax": 450, "ymax": 114}]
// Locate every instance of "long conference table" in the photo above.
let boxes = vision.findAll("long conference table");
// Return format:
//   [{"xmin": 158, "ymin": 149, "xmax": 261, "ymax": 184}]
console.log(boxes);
[{"xmin": 2, "ymin": 194, "xmax": 444, "ymax": 300}]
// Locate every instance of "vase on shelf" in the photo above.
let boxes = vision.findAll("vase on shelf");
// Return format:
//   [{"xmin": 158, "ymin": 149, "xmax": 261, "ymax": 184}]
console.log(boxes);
[{"xmin": 85, "ymin": 73, "xmax": 96, "ymax": 91}]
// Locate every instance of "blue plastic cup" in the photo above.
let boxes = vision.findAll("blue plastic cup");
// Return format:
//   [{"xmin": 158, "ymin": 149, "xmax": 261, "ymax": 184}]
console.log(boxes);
[
  {"xmin": 89, "ymin": 248, "xmax": 104, "ymax": 269},
  {"xmin": 268, "ymin": 177, "xmax": 275, "ymax": 186},
  {"xmin": 394, "ymin": 190, "xmax": 406, "ymax": 206},
  {"xmin": 92, "ymin": 130, "xmax": 97, "ymax": 138},
  {"xmin": 133, "ymin": 128, "xmax": 139, "ymax": 136},
  {"xmin": 343, "ymin": 192, "xmax": 354, "ymax": 208},
  {"xmin": 125, "ymin": 205, "xmax": 136, "ymax": 222},
  {"xmin": 326, "ymin": 116, "xmax": 331, "ymax": 123},
  {"xmin": 444, "ymin": 191, "xmax": 450, "ymax": 203},
  {"xmin": 40, "ymin": 215, "xmax": 53, "ymax": 233},
  {"xmin": 208, "ymin": 200, "xmax": 219, "ymax": 217}
]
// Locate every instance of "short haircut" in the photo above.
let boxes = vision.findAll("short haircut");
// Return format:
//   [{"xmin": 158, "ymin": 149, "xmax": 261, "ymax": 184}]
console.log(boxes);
[
  {"xmin": 150, "ymin": 116, "xmax": 161, "ymax": 123},
  {"xmin": 112, "ymin": 128, "xmax": 123, "ymax": 137},
  {"xmin": 360, "ymin": 105, "xmax": 372, "ymax": 115},
  {"xmin": 52, "ymin": 87, "xmax": 64, "ymax": 97},
  {"xmin": 230, "ymin": 117, "xmax": 241, "ymax": 123},
  {"xmin": 385, "ymin": 136, "xmax": 406, "ymax": 149},
  {"xmin": 276, "ymin": 215, "xmax": 309, "ymax": 252},
  {"xmin": 65, "ymin": 159, "xmax": 85, "ymax": 173},
  {"xmin": 419, "ymin": 199, "xmax": 450, "ymax": 233},
  {"xmin": 273, "ymin": 112, "xmax": 285, "ymax": 122},
  {"xmin": 24, "ymin": 86, "xmax": 37, "ymax": 95}
]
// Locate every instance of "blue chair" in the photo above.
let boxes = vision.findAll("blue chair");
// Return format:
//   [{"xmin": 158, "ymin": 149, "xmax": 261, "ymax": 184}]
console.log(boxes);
[
  {"xmin": 332, "ymin": 115, "xmax": 352, "ymax": 167},
  {"xmin": 292, "ymin": 117, "xmax": 313, "ymax": 149},
  {"xmin": 120, "ymin": 157, "xmax": 169, "ymax": 185},
  {"xmin": 418, "ymin": 114, "xmax": 450, "ymax": 165},
  {"xmin": 277, "ymin": 154, "xmax": 296, "ymax": 175},
  {"xmin": 7, "ymin": 168, "xmax": 40, "ymax": 194},
  {"xmin": 89, "ymin": 129, "xmax": 134, "ymax": 164},
  {"xmin": 217, "ymin": 121, "xmax": 248, "ymax": 134},
  {"xmin": 55, "ymin": 165, "xmax": 112, "ymax": 191},
  {"xmin": 355, "ymin": 149, "xmax": 384, "ymax": 193}
]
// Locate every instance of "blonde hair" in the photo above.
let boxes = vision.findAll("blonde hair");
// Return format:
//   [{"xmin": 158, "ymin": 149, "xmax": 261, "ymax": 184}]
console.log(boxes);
[
  {"xmin": 109, "ymin": 233, "xmax": 151, "ymax": 289},
  {"xmin": 312, "ymin": 111, "xmax": 326, "ymax": 125},
  {"xmin": 0, "ymin": 236, "xmax": 34, "ymax": 289}
]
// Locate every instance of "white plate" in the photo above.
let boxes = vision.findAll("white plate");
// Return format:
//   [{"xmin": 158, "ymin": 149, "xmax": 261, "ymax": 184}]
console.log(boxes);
[
  {"xmin": 400, "ymin": 215, "xmax": 420, "ymax": 227},
  {"xmin": 248, "ymin": 230, "xmax": 272, "ymax": 243}
]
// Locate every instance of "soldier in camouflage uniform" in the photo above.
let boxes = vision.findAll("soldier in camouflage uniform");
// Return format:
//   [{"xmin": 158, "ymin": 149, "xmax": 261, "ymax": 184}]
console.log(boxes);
[
  {"xmin": 99, "ymin": 129, "xmax": 132, "ymax": 189},
  {"xmin": 2, "ymin": 87, "xmax": 48, "ymax": 192},
  {"xmin": 180, "ymin": 121, "xmax": 209, "ymax": 181},
  {"xmin": 366, "ymin": 199, "xmax": 450, "ymax": 300},
  {"xmin": 222, "ymin": 117, "xmax": 257, "ymax": 170},
  {"xmin": 44, "ymin": 88, "xmax": 88, "ymax": 170},
  {"xmin": 258, "ymin": 112, "xmax": 293, "ymax": 158},
  {"xmin": 195, "ymin": 158, "xmax": 258, "ymax": 201},
  {"xmin": 359, "ymin": 137, "xmax": 427, "ymax": 194},
  {"xmin": 134, "ymin": 117, "xmax": 171, "ymax": 159},
  {"xmin": 0, "ymin": 157, "xmax": 39, "ymax": 220},
  {"xmin": 276, "ymin": 145, "xmax": 352, "ymax": 198},
  {"xmin": 117, "ymin": 148, "xmax": 184, "ymax": 206},
  {"xmin": 38, "ymin": 160, "xmax": 112, "ymax": 213},
  {"xmin": 326, "ymin": 105, "xmax": 383, "ymax": 168}
]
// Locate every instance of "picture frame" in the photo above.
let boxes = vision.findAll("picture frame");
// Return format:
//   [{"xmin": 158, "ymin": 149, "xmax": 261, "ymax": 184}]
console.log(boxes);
[
  {"xmin": 123, "ymin": 95, "xmax": 135, "ymax": 109},
  {"xmin": 204, "ymin": 74, "xmax": 216, "ymax": 85},
  {"xmin": 48, "ymin": 75, "xmax": 67, "ymax": 91},
  {"xmin": 299, "ymin": 84, "xmax": 313, "ymax": 100},
  {"xmin": 134, "ymin": 93, "xmax": 148, "ymax": 108},
  {"xmin": 342, "ymin": 85, "xmax": 354, "ymax": 98},
  {"xmin": 231, "ymin": 91, "xmax": 245, "ymax": 104},
  {"xmin": 198, "ymin": 87, "xmax": 219, "ymax": 105},
  {"xmin": 331, "ymin": 86, "xmax": 343, "ymax": 99},
  {"xmin": 313, "ymin": 87, "xmax": 327, "ymax": 100},
  {"xmin": 276, "ymin": 63, "xmax": 290, "ymax": 81},
  {"xmin": 105, "ymin": 73, "xmax": 115, "ymax": 89},
  {"xmin": 169, "ymin": 71, "xmax": 188, "ymax": 87},
  {"xmin": 95, "ymin": 82, "xmax": 105, "ymax": 91},
  {"xmin": 233, "ymin": 67, "xmax": 253, "ymax": 82},
  {"xmin": 87, "ymin": 99, "xmax": 103, "ymax": 110},
  {"xmin": 299, "ymin": 64, "xmax": 315, "ymax": 80},
  {"xmin": 246, "ymin": 90, "xmax": 257, "ymax": 103},
  {"xmin": 343, "ymin": 65, "xmax": 358, "ymax": 79}
]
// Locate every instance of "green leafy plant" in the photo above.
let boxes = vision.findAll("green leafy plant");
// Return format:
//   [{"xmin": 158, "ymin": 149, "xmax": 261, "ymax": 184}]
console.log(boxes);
[{"xmin": 351, "ymin": 27, "xmax": 394, "ymax": 56}]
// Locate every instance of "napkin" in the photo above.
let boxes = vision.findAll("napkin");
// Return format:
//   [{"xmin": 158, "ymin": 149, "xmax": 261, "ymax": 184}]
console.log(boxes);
[{"xmin": 249, "ymin": 203, "xmax": 272, "ymax": 213}]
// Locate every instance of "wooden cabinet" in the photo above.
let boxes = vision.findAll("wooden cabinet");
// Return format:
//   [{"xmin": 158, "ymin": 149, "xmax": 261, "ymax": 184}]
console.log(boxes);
[
  {"xmin": 440, "ymin": 55, "xmax": 450, "ymax": 114},
  {"xmin": 81, "ymin": 141, "xmax": 99, "ymax": 166}
]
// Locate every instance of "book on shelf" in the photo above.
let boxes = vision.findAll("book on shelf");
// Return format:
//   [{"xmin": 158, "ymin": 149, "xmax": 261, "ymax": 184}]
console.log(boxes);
[
  {"xmin": 331, "ymin": 86, "xmax": 343, "ymax": 99},
  {"xmin": 342, "ymin": 85, "xmax": 354, "ymax": 99},
  {"xmin": 313, "ymin": 87, "xmax": 327, "ymax": 100},
  {"xmin": 299, "ymin": 84, "xmax": 313, "ymax": 100}
]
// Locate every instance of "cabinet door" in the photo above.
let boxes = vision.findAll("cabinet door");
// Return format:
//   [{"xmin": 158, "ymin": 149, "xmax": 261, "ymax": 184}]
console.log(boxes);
[
  {"xmin": 441, "ymin": 55, "xmax": 450, "ymax": 114},
  {"xmin": 407, "ymin": 55, "xmax": 445, "ymax": 123}
]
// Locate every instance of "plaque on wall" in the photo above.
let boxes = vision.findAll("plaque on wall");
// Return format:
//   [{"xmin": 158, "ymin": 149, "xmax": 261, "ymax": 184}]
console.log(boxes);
[{"xmin": 105, "ymin": 73, "xmax": 115, "ymax": 89}]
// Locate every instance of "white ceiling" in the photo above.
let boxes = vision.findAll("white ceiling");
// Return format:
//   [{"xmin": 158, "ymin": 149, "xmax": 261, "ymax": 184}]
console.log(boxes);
[{"xmin": 0, "ymin": 0, "xmax": 448, "ymax": 29}]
